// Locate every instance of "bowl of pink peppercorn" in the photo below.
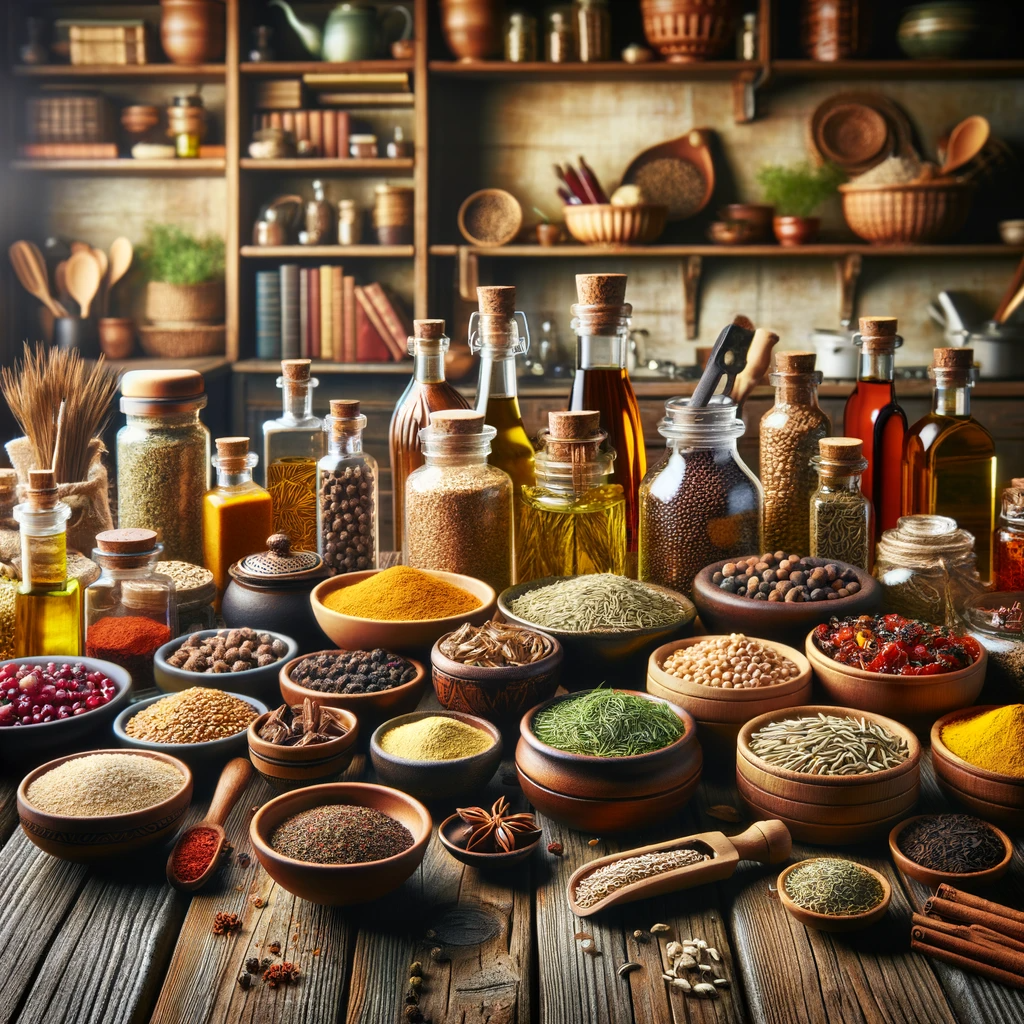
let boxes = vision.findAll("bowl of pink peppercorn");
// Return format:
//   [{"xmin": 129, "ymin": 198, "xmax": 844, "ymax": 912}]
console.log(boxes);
[{"xmin": 0, "ymin": 657, "xmax": 132, "ymax": 758}]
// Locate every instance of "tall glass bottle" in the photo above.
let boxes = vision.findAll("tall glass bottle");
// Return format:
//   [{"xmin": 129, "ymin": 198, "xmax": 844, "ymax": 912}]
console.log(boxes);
[
  {"xmin": 14, "ymin": 469, "xmax": 81, "ymax": 657},
  {"xmin": 843, "ymin": 315, "xmax": 907, "ymax": 540},
  {"xmin": 903, "ymin": 347, "xmax": 997, "ymax": 580},
  {"xmin": 389, "ymin": 319, "xmax": 471, "ymax": 550},
  {"xmin": 567, "ymin": 273, "xmax": 646, "ymax": 551},
  {"xmin": 264, "ymin": 359, "xmax": 324, "ymax": 553},
  {"xmin": 518, "ymin": 410, "xmax": 626, "ymax": 582}
]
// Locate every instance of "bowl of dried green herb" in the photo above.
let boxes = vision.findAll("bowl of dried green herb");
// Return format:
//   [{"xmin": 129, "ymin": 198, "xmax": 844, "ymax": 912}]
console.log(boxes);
[{"xmin": 777, "ymin": 857, "xmax": 891, "ymax": 932}]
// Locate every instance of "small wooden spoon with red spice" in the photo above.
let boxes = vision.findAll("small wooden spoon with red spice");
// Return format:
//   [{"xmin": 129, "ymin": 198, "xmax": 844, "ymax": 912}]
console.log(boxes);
[{"xmin": 167, "ymin": 757, "xmax": 253, "ymax": 893}]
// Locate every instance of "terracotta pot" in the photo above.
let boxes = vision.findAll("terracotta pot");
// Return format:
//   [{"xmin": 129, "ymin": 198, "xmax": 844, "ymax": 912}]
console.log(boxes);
[
  {"xmin": 440, "ymin": 0, "xmax": 504, "ymax": 61},
  {"xmin": 98, "ymin": 317, "xmax": 135, "ymax": 359},
  {"xmin": 536, "ymin": 223, "xmax": 561, "ymax": 247},
  {"xmin": 772, "ymin": 215, "xmax": 821, "ymax": 246},
  {"xmin": 640, "ymin": 0, "xmax": 739, "ymax": 63},
  {"xmin": 145, "ymin": 280, "xmax": 224, "ymax": 325},
  {"xmin": 160, "ymin": 0, "xmax": 226, "ymax": 65},
  {"xmin": 801, "ymin": 0, "xmax": 872, "ymax": 61}
]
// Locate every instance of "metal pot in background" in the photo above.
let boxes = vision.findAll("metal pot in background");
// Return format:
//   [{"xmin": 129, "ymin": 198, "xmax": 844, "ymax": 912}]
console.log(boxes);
[
  {"xmin": 931, "ymin": 290, "xmax": 1024, "ymax": 379},
  {"xmin": 809, "ymin": 327, "xmax": 859, "ymax": 379}
]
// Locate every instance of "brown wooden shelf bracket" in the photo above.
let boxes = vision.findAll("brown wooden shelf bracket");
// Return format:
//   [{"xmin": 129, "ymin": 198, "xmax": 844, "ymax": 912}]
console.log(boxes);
[
  {"xmin": 836, "ymin": 252, "xmax": 862, "ymax": 329},
  {"xmin": 683, "ymin": 255, "xmax": 702, "ymax": 340}
]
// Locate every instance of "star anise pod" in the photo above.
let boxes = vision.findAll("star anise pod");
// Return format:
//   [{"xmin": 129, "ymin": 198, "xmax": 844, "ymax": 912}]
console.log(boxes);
[{"xmin": 456, "ymin": 797, "xmax": 539, "ymax": 853}]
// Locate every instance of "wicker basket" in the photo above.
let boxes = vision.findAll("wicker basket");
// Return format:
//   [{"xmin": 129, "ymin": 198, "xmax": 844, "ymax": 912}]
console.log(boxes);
[
  {"xmin": 640, "ymin": 0, "xmax": 739, "ymax": 62},
  {"xmin": 145, "ymin": 281, "xmax": 224, "ymax": 325},
  {"xmin": 139, "ymin": 325, "xmax": 225, "ymax": 357},
  {"xmin": 839, "ymin": 180, "xmax": 974, "ymax": 244},
  {"xmin": 564, "ymin": 204, "xmax": 668, "ymax": 245}
]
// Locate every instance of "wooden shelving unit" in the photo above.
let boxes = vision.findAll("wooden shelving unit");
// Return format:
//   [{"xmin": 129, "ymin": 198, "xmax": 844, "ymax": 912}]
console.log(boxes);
[
  {"xmin": 10, "ymin": 158, "xmax": 227, "ymax": 174},
  {"xmin": 429, "ymin": 243, "xmax": 1024, "ymax": 259},
  {"xmin": 13, "ymin": 62, "xmax": 225, "ymax": 79},
  {"xmin": 240, "ymin": 244, "xmax": 414, "ymax": 258},
  {"xmin": 239, "ymin": 157, "xmax": 413, "ymax": 172}
]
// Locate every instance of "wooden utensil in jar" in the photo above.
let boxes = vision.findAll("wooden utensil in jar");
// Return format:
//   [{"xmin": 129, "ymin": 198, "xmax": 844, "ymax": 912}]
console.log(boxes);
[
  {"xmin": 65, "ymin": 250, "xmax": 102, "ymax": 318},
  {"xmin": 8, "ymin": 240, "xmax": 68, "ymax": 318},
  {"xmin": 730, "ymin": 328, "xmax": 781, "ymax": 408}
]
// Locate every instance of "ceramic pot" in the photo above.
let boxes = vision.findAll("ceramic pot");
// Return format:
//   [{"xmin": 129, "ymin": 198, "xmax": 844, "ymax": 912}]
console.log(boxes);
[
  {"xmin": 640, "ymin": 0, "xmax": 739, "ymax": 62},
  {"xmin": 160, "ymin": 0, "xmax": 226, "ymax": 65},
  {"xmin": 98, "ymin": 318, "xmax": 135, "ymax": 359},
  {"xmin": 721, "ymin": 203, "xmax": 774, "ymax": 242},
  {"xmin": 773, "ymin": 215, "xmax": 820, "ymax": 246},
  {"xmin": 440, "ymin": 0, "xmax": 504, "ymax": 61},
  {"xmin": 801, "ymin": 0, "xmax": 872, "ymax": 61},
  {"xmin": 898, "ymin": 1, "xmax": 984, "ymax": 59},
  {"xmin": 536, "ymin": 223, "xmax": 561, "ymax": 247}
]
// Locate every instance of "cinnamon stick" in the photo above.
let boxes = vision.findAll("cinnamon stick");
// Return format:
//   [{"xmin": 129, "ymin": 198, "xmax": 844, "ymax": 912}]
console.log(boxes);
[
  {"xmin": 936, "ymin": 885, "xmax": 1024, "ymax": 927},
  {"xmin": 912, "ymin": 914, "xmax": 1024, "ymax": 954},
  {"xmin": 912, "ymin": 923, "xmax": 1024, "ymax": 982},
  {"xmin": 925, "ymin": 896, "xmax": 1024, "ymax": 943},
  {"xmin": 912, "ymin": 936, "xmax": 1024, "ymax": 991}
]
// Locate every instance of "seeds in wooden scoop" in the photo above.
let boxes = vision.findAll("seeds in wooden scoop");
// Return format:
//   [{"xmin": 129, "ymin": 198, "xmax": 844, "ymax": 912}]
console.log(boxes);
[{"xmin": 573, "ymin": 847, "xmax": 707, "ymax": 909}]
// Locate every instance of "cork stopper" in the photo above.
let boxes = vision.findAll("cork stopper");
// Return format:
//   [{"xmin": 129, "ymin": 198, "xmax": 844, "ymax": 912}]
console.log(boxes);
[
  {"xmin": 121, "ymin": 369, "xmax": 204, "ymax": 399},
  {"xmin": 413, "ymin": 319, "xmax": 445, "ymax": 341},
  {"xmin": 477, "ymin": 286, "xmax": 516, "ymax": 317},
  {"xmin": 95, "ymin": 528, "xmax": 158, "ymax": 555},
  {"xmin": 281, "ymin": 359, "xmax": 311, "ymax": 381},
  {"xmin": 859, "ymin": 316, "xmax": 898, "ymax": 336},
  {"xmin": 330, "ymin": 399, "xmax": 360, "ymax": 418},
  {"xmin": 933, "ymin": 347, "xmax": 974, "ymax": 370},
  {"xmin": 819, "ymin": 437, "xmax": 863, "ymax": 461},
  {"xmin": 215, "ymin": 436, "xmax": 251, "ymax": 473},
  {"xmin": 27, "ymin": 469, "xmax": 57, "ymax": 511},
  {"xmin": 429, "ymin": 409, "xmax": 485, "ymax": 434},
  {"xmin": 545, "ymin": 410, "xmax": 604, "ymax": 464},
  {"xmin": 774, "ymin": 351, "xmax": 817, "ymax": 374},
  {"xmin": 576, "ymin": 273, "xmax": 627, "ymax": 306},
  {"xmin": 330, "ymin": 399, "xmax": 363, "ymax": 441}
]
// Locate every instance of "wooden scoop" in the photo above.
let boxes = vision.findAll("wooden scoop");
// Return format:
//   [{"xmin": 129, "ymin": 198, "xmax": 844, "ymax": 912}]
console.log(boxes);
[
  {"xmin": 166, "ymin": 757, "xmax": 253, "ymax": 893},
  {"xmin": 65, "ymin": 250, "xmax": 102, "ymax": 318},
  {"xmin": 566, "ymin": 820, "xmax": 792, "ymax": 917},
  {"xmin": 940, "ymin": 115, "xmax": 989, "ymax": 177}
]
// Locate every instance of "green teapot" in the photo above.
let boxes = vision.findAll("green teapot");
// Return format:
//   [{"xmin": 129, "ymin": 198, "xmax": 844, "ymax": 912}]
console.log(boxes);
[{"xmin": 269, "ymin": 1, "xmax": 413, "ymax": 62}]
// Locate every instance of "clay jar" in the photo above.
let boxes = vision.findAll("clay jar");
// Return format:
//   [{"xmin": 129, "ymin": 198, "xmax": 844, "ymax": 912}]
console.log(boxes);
[
  {"xmin": 160, "ymin": 0, "xmax": 227, "ymax": 65},
  {"xmin": 774, "ymin": 215, "xmax": 820, "ymax": 246},
  {"xmin": 440, "ymin": 0, "xmax": 505, "ymax": 61}
]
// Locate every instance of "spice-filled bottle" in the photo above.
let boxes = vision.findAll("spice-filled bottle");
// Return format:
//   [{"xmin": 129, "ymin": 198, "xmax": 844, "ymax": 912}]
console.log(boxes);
[
  {"xmin": 403, "ymin": 410, "xmax": 514, "ymax": 594},
  {"xmin": 264, "ymin": 359, "xmax": 325, "ymax": 553},
  {"xmin": 761, "ymin": 350, "xmax": 831, "ymax": 555},
  {"xmin": 204, "ymin": 437, "xmax": 274, "ymax": 602},
  {"xmin": 518, "ymin": 410, "xmax": 626, "ymax": 582},
  {"xmin": 638, "ymin": 396, "xmax": 762, "ymax": 597},
  {"xmin": 843, "ymin": 316, "xmax": 907, "ymax": 540},
  {"xmin": 318, "ymin": 399, "xmax": 379, "ymax": 575},
  {"xmin": 573, "ymin": 0, "xmax": 611, "ymax": 61},
  {"xmin": 903, "ymin": 347, "xmax": 997, "ymax": 580},
  {"xmin": 85, "ymin": 529, "xmax": 176, "ymax": 690},
  {"xmin": 0, "ymin": 470, "xmax": 19, "ymax": 659},
  {"xmin": 117, "ymin": 369, "xmax": 210, "ymax": 565},
  {"xmin": 14, "ymin": 470, "xmax": 82, "ymax": 657},
  {"xmin": 568, "ymin": 273, "xmax": 646, "ymax": 550},
  {"xmin": 994, "ymin": 485, "xmax": 1024, "ymax": 591},
  {"xmin": 389, "ymin": 319, "xmax": 471, "ymax": 550},
  {"xmin": 809, "ymin": 437, "xmax": 873, "ymax": 570}
]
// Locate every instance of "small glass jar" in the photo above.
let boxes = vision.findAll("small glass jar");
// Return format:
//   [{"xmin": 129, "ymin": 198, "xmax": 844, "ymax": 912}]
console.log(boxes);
[
  {"xmin": 386, "ymin": 126, "xmax": 412, "ymax": 159},
  {"xmin": 318, "ymin": 399, "xmax": 379, "ymax": 575},
  {"xmin": 167, "ymin": 93, "xmax": 205, "ymax": 159},
  {"xmin": 960, "ymin": 591, "xmax": 1024, "ymax": 696},
  {"xmin": 545, "ymin": 6, "xmax": 575, "ymax": 62},
  {"xmin": 638, "ymin": 396, "xmax": 762, "ymax": 596},
  {"xmin": 738, "ymin": 11, "xmax": 758, "ymax": 60},
  {"xmin": 350, "ymin": 134, "xmax": 378, "ymax": 158},
  {"xmin": 573, "ymin": 0, "xmax": 610, "ymax": 62},
  {"xmin": 337, "ymin": 199, "xmax": 362, "ymax": 245},
  {"xmin": 156, "ymin": 561, "xmax": 216, "ymax": 633},
  {"xmin": 809, "ymin": 438, "xmax": 872, "ymax": 570},
  {"xmin": 506, "ymin": 11, "xmax": 538, "ymax": 62},
  {"xmin": 403, "ymin": 410, "xmax": 514, "ymax": 594},
  {"xmin": 305, "ymin": 179, "xmax": 332, "ymax": 245},
  {"xmin": 85, "ymin": 529, "xmax": 176, "ymax": 691},
  {"xmin": 993, "ymin": 485, "xmax": 1024, "ymax": 591}
]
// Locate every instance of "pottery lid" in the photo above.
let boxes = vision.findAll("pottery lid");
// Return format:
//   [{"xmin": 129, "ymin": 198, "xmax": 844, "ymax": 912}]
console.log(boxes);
[
  {"xmin": 232, "ymin": 532, "xmax": 322, "ymax": 583},
  {"xmin": 121, "ymin": 369, "xmax": 205, "ymax": 399}
]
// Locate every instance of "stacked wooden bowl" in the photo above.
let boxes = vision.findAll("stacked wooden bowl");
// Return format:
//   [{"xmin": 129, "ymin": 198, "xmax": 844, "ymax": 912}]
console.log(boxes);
[{"xmin": 736, "ymin": 705, "xmax": 921, "ymax": 845}]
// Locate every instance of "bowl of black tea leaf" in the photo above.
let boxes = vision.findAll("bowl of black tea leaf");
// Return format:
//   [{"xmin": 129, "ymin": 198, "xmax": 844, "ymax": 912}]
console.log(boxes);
[{"xmin": 889, "ymin": 814, "xmax": 1013, "ymax": 888}]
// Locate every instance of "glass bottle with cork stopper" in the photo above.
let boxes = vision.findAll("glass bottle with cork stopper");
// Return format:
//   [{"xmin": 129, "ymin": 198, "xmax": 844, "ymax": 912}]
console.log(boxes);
[
  {"xmin": 403, "ymin": 409, "xmax": 514, "ymax": 594},
  {"xmin": 318, "ymin": 399, "xmax": 379, "ymax": 575},
  {"xmin": 568, "ymin": 273, "xmax": 646, "ymax": 551},
  {"xmin": 903, "ymin": 347, "xmax": 997, "ymax": 580},
  {"xmin": 389, "ymin": 319, "xmax": 471, "ymax": 550},
  {"xmin": 518, "ymin": 409, "xmax": 626, "ymax": 582},
  {"xmin": 994, "ymin": 483, "xmax": 1024, "ymax": 591},
  {"xmin": 809, "ymin": 437, "xmax": 873, "ymax": 570},
  {"xmin": 204, "ymin": 437, "xmax": 274, "ymax": 603},
  {"xmin": 761, "ymin": 350, "xmax": 831, "ymax": 555},
  {"xmin": 85, "ymin": 528, "xmax": 176, "ymax": 689},
  {"xmin": 843, "ymin": 315, "xmax": 907, "ymax": 540},
  {"xmin": 264, "ymin": 359, "xmax": 325, "ymax": 553},
  {"xmin": 14, "ymin": 469, "xmax": 82, "ymax": 657}
]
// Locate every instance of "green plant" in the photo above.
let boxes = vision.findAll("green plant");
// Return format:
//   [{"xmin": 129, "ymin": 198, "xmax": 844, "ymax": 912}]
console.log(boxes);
[
  {"xmin": 139, "ymin": 224, "xmax": 225, "ymax": 286},
  {"xmin": 756, "ymin": 162, "xmax": 845, "ymax": 218}
]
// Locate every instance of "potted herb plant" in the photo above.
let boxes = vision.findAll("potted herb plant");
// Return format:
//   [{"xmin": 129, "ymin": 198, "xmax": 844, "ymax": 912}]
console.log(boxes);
[
  {"xmin": 756, "ymin": 162, "xmax": 845, "ymax": 246},
  {"xmin": 140, "ymin": 224, "xmax": 226, "ymax": 324}
]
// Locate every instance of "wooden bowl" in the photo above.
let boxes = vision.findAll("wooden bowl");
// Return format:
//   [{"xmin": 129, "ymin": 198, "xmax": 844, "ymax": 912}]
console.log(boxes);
[
  {"xmin": 692, "ymin": 557, "xmax": 881, "ymax": 646},
  {"xmin": 247, "ymin": 707, "xmax": 359, "ymax": 791},
  {"xmin": 430, "ymin": 629, "xmax": 562, "ymax": 723},
  {"xmin": 370, "ymin": 711, "xmax": 502, "ymax": 801},
  {"xmin": 640, "ymin": 0, "xmax": 738, "ymax": 63},
  {"xmin": 249, "ymin": 782, "xmax": 431, "ymax": 905},
  {"xmin": 707, "ymin": 220, "xmax": 757, "ymax": 245},
  {"xmin": 778, "ymin": 858, "xmax": 892, "ymax": 932},
  {"xmin": 818, "ymin": 104, "xmax": 889, "ymax": 169},
  {"xmin": 720, "ymin": 203, "xmax": 774, "ymax": 241},
  {"xmin": 98, "ymin": 318, "xmax": 135, "ymax": 359},
  {"xmin": 806, "ymin": 632, "xmax": 987, "ymax": 725},
  {"xmin": 622, "ymin": 128, "xmax": 715, "ymax": 219},
  {"xmin": 888, "ymin": 814, "xmax": 1014, "ymax": 888},
  {"xmin": 457, "ymin": 189, "xmax": 523, "ymax": 247},
  {"xmin": 437, "ymin": 811, "xmax": 541, "ymax": 869},
  {"xmin": 120, "ymin": 104, "xmax": 160, "ymax": 135},
  {"xmin": 839, "ymin": 180, "xmax": 974, "ymax": 244},
  {"xmin": 17, "ymin": 748, "xmax": 192, "ymax": 863},
  {"xmin": 311, "ymin": 569, "xmax": 496, "ymax": 656},
  {"xmin": 563, "ymin": 204, "xmax": 668, "ymax": 245}
]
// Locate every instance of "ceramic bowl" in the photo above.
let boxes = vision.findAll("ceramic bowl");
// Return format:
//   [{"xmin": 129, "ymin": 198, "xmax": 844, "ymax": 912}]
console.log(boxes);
[
  {"xmin": 777, "ymin": 858, "xmax": 892, "ymax": 932},
  {"xmin": 805, "ymin": 631, "xmax": 987, "ymax": 726},
  {"xmin": 563, "ymin": 203, "xmax": 668, "ymax": 245},
  {"xmin": 113, "ymin": 691, "xmax": 268, "ymax": 775},
  {"xmin": 707, "ymin": 220, "xmax": 758, "ymax": 245},
  {"xmin": 310, "ymin": 569, "xmax": 496, "ymax": 656},
  {"xmin": 931, "ymin": 706, "xmax": 1024, "ymax": 831},
  {"xmin": 0, "ymin": 657, "xmax": 133, "ymax": 757},
  {"xmin": 17, "ymin": 748, "xmax": 193, "ymax": 863},
  {"xmin": 498, "ymin": 577, "xmax": 695, "ymax": 686},
  {"xmin": 247, "ymin": 707, "xmax": 359, "ymax": 791},
  {"xmin": 249, "ymin": 782, "xmax": 431, "ymax": 905},
  {"xmin": 888, "ymin": 814, "xmax": 1014, "ymax": 888},
  {"xmin": 719, "ymin": 203, "xmax": 774, "ymax": 241},
  {"xmin": 154, "ymin": 628, "xmax": 299, "ymax": 703},
  {"xmin": 999, "ymin": 220, "xmax": 1024, "ymax": 246},
  {"xmin": 437, "ymin": 810, "xmax": 542, "ymax": 869},
  {"xmin": 430, "ymin": 629, "xmax": 562, "ymax": 723},
  {"xmin": 370, "ymin": 711, "xmax": 502, "ymax": 801},
  {"xmin": 692, "ymin": 558, "xmax": 881, "ymax": 646}
]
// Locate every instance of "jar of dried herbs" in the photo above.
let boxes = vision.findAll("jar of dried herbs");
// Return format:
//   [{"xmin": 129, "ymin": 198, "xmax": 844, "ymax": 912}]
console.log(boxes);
[{"xmin": 809, "ymin": 437, "xmax": 872, "ymax": 570}]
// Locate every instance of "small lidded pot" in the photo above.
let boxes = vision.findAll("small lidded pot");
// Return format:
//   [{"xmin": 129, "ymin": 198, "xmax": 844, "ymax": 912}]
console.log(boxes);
[{"xmin": 222, "ymin": 533, "xmax": 331, "ymax": 651}]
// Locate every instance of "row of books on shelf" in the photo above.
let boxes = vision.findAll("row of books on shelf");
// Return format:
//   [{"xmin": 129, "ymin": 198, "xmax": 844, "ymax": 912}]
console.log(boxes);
[
  {"xmin": 251, "ymin": 110, "xmax": 353, "ymax": 158},
  {"xmin": 255, "ymin": 265, "xmax": 412, "ymax": 363}
]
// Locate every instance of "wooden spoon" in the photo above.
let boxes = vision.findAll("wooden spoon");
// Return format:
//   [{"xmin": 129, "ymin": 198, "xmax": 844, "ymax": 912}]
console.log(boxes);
[
  {"xmin": 65, "ymin": 250, "xmax": 102, "ymax": 318},
  {"xmin": 105, "ymin": 236, "xmax": 133, "ymax": 315},
  {"xmin": 166, "ymin": 757, "xmax": 253, "ymax": 893},
  {"xmin": 566, "ymin": 820, "xmax": 792, "ymax": 917},
  {"xmin": 70, "ymin": 240, "xmax": 91, "ymax": 256},
  {"xmin": 940, "ymin": 115, "xmax": 990, "ymax": 177},
  {"xmin": 8, "ymin": 241, "xmax": 68, "ymax": 318},
  {"xmin": 730, "ymin": 328, "xmax": 780, "ymax": 409},
  {"xmin": 997, "ymin": 281, "xmax": 1024, "ymax": 325},
  {"xmin": 91, "ymin": 247, "xmax": 109, "ymax": 315},
  {"xmin": 993, "ymin": 255, "xmax": 1024, "ymax": 323}
]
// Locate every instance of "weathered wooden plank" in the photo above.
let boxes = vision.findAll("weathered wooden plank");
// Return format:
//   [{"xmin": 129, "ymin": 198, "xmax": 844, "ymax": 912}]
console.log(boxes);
[{"xmin": 0, "ymin": 779, "xmax": 18, "ymax": 844}]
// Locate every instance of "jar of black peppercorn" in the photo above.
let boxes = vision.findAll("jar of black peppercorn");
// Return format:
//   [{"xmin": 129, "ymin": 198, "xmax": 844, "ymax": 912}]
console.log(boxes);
[{"xmin": 318, "ymin": 399, "xmax": 379, "ymax": 575}]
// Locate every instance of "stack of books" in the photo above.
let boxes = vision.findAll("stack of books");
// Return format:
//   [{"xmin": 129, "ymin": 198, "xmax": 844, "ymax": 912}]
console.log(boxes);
[{"xmin": 252, "ymin": 110, "xmax": 350, "ymax": 158}]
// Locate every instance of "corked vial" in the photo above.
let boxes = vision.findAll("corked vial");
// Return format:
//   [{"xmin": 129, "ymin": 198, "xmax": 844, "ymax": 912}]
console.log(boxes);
[
  {"xmin": 471, "ymin": 286, "xmax": 527, "ymax": 354},
  {"xmin": 571, "ymin": 273, "xmax": 632, "ymax": 337},
  {"xmin": 809, "ymin": 437, "xmax": 873, "ymax": 570},
  {"xmin": 856, "ymin": 316, "xmax": 901, "ymax": 354}
]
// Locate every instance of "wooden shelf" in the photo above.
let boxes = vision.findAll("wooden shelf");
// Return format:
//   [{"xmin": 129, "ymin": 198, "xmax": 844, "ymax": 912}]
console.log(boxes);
[
  {"xmin": 241, "ymin": 60, "xmax": 414, "ymax": 75},
  {"xmin": 429, "ymin": 243, "xmax": 1024, "ymax": 258},
  {"xmin": 240, "ymin": 245, "xmax": 414, "ymax": 258},
  {"xmin": 239, "ymin": 158, "xmax": 413, "ymax": 173},
  {"xmin": 770, "ymin": 59, "xmax": 1024, "ymax": 80},
  {"xmin": 233, "ymin": 358, "xmax": 411, "ymax": 374},
  {"xmin": 9, "ymin": 158, "xmax": 226, "ymax": 174},
  {"xmin": 428, "ymin": 59, "xmax": 758, "ymax": 81},
  {"xmin": 12, "ymin": 63, "xmax": 226, "ymax": 80},
  {"xmin": 106, "ymin": 356, "xmax": 232, "ymax": 375}
]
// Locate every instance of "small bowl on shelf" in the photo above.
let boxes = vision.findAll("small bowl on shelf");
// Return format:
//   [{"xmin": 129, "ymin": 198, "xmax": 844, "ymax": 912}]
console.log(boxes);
[
  {"xmin": 999, "ymin": 220, "xmax": 1024, "ymax": 246},
  {"xmin": 247, "ymin": 706, "xmax": 359, "ymax": 791},
  {"xmin": 563, "ymin": 203, "xmax": 668, "ymax": 246},
  {"xmin": 777, "ymin": 858, "xmax": 892, "ymax": 933},
  {"xmin": 707, "ymin": 220, "xmax": 758, "ymax": 246},
  {"xmin": 249, "ymin": 782, "xmax": 432, "ymax": 905},
  {"xmin": 457, "ymin": 189, "xmax": 523, "ymax": 247},
  {"xmin": 888, "ymin": 814, "xmax": 1014, "ymax": 888},
  {"xmin": 719, "ymin": 204, "xmax": 774, "ymax": 242},
  {"xmin": 437, "ymin": 810, "xmax": 541, "ymax": 869}
]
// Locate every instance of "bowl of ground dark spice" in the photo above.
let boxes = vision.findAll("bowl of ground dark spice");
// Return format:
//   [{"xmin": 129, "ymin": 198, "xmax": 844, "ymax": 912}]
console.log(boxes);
[
  {"xmin": 889, "ymin": 814, "xmax": 1013, "ymax": 887},
  {"xmin": 249, "ymin": 782, "xmax": 431, "ymax": 904}
]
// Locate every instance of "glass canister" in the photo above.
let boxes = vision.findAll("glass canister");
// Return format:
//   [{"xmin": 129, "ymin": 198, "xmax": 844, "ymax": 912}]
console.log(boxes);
[
  {"xmin": 506, "ymin": 11, "xmax": 538, "ymax": 61},
  {"xmin": 809, "ymin": 437, "xmax": 872, "ymax": 570},
  {"xmin": 545, "ymin": 6, "xmax": 575, "ymax": 61},
  {"xmin": 85, "ymin": 528, "xmax": 176, "ymax": 690},
  {"xmin": 117, "ymin": 369, "xmax": 210, "ymax": 566},
  {"xmin": 167, "ymin": 92, "xmax": 205, "ymax": 158},
  {"xmin": 337, "ymin": 199, "xmax": 362, "ymax": 245},
  {"xmin": 960, "ymin": 592, "xmax": 1024, "ymax": 697},
  {"xmin": 994, "ymin": 485, "xmax": 1024, "ymax": 591},
  {"xmin": 638, "ymin": 396, "xmax": 763, "ymax": 597},
  {"xmin": 318, "ymin": 399, "xmax": 379, "ymax": 575},
  {"xmin": 874, "ymin": 514, "xmax": 984, "ymax": 626},
  {"xmin": 156, "ymin": 561, "xmax": 216, "ymax": 633},
  {"xmin": 403, "ymin": 410, "xmax": 514, "ymax": 594},
  {"xmin": 573, "ymin": 0, "xmax": 610, "ymax": 61}
]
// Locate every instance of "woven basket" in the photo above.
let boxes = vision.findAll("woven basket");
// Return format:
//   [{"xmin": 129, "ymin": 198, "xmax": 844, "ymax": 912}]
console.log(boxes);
[
  {"xmin": 145, "ymin": 280, "xmax": 224, "ymax": 325},
  {"xmin": 564, "ymin": 204, "xmax": 668, "ymax": 245},
  {"xmin": 640, "ymin": 0, "xmax": 739, "ymax": 62},
  {"xmin": 139, "ymin": 324, "xmax": 225, "ymax": 357},
  {"xmin": 839, "ymin": 180, "xmax": 973, "ymax": 244}
]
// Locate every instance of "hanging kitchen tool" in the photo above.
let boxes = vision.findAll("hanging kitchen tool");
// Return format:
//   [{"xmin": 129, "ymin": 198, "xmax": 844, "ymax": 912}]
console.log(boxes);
[{"xmin": 689, "ymin": 315, "xmax": 756, "ymax": 407}]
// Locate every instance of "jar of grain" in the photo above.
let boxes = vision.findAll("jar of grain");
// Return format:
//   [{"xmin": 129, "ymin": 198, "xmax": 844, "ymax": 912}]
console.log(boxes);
[
  {"xmin": 638, "ymin": 396, "xmax": 762, "ymax": 597},
  {"xmin": 373, "ymin": 184, "xmax": 414, "ymax": 245},
  {"xmin": 337, "ymin": 199, "xmax": 362, "ymax": 245},
  {"xmin": 573, "ymin": 0, "xmax": 610, "ymax": 62},
  {"xmin": 545, "ymin": 6, "xmax": 575, "ymax": 62},
  {"xmin": 809, "ymin": 437, "xmax": 872, "ymax": 570},
  {"xmin": 760, "ymin": 350, "xmax": 830, "ymax": 555},
  {"xmin": 403, "ymin": 409, "xmax": 514, "ymax": 594},
  {"xmin": 506, "ymin": 11, "xmax": 538, "ymax": 62}
]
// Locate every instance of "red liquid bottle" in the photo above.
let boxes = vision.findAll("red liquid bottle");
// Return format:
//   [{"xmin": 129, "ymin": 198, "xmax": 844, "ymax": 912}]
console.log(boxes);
[{"xmin": 843, "ymin": 316, "xmax": 907, "ymax": 541}]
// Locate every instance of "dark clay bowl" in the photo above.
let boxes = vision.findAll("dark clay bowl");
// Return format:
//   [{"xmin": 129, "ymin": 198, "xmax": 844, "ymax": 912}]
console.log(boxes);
[{"xmin": 437, "ymin": 811, "xmax": 541, "ymax": 869}]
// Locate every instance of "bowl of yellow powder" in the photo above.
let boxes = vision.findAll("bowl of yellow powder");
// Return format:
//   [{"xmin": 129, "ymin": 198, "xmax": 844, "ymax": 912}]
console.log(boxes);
[
  {"xmin": 932, "ymin": 704, "xmax": 1024, "ymax": 831},
  {"xmin": 310, "ymin": 567, "xmax": 497, "ymax": 656},
  {"xmin": 370, "ymin": 711, "xmax": 502, "ymax": 800}
]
